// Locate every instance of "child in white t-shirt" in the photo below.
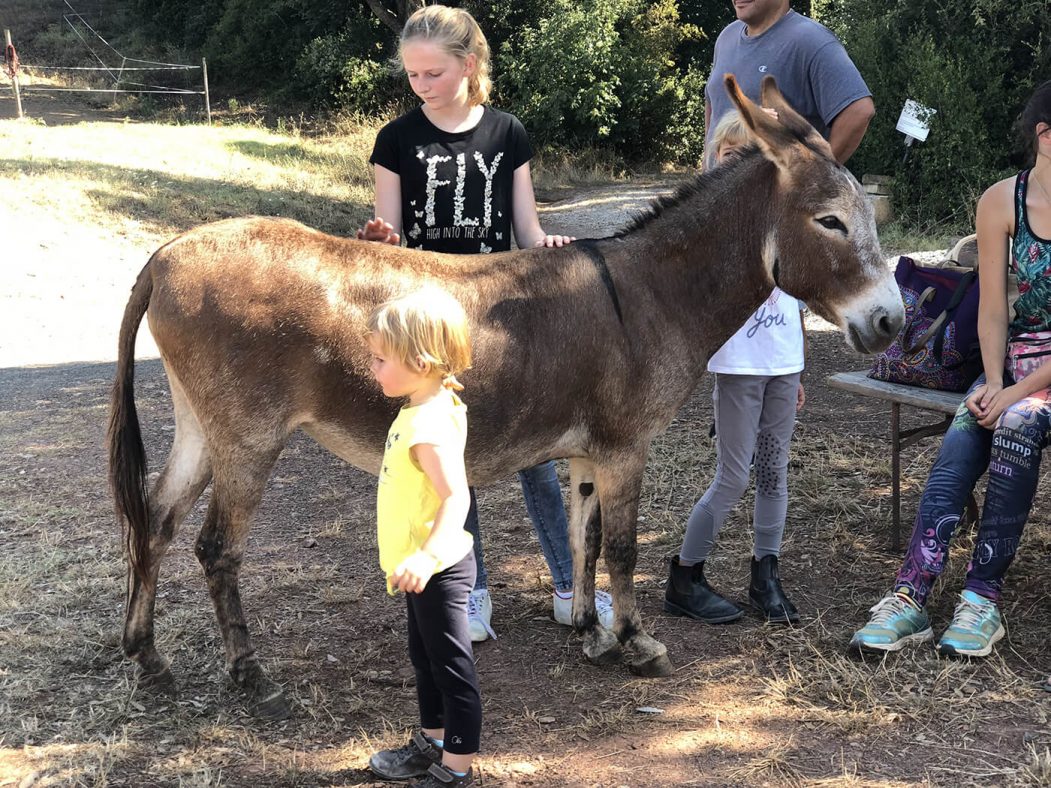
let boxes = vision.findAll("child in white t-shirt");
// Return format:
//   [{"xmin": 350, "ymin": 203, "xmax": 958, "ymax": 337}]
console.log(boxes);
[{"xmin": 665, "ymin": 110, "xmax": 805, "ymax": 626}]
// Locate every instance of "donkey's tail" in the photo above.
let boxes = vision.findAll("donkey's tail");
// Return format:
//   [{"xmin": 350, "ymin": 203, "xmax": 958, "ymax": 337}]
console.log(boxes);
[{"xmin": 108, "ymin": 263, "xmax": 155, "ymax": 588}]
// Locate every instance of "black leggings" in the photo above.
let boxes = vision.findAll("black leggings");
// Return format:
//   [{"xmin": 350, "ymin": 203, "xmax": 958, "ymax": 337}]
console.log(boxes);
[{"xmin": 406, "ymin": 552, "xmax": 481, "ymax": 754}]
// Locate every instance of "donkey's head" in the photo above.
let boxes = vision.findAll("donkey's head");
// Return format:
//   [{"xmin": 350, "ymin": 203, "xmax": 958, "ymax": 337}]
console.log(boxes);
[{"xmin": 726, "ymin": 75, "xmax": 904, "ymax": 353}]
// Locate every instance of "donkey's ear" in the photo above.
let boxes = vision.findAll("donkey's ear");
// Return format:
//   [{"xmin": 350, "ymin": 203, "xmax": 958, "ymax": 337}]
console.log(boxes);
[
  {"xmin": 724, "ymin": 74, "xmax": 799, "ymax": 171},
  {"xmin": 759, "ymin": 75, "xmax": 833, "ymax": 159}
]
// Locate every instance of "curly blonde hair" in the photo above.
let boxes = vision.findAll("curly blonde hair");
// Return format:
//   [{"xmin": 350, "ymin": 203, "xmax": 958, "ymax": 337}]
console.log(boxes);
[
  {"xmin": 367, "ymin": 287, "xmax": 472, "ymax": 389},
  {"xmin": 400, "ymin": 5, "xmax": 492, "ymax": 106}
]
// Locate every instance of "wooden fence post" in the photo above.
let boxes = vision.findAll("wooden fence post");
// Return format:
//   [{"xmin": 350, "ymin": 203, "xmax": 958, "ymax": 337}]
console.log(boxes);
[
  {"xmin": 4, "ymin": 29, "xmax": 23, "ymax": 120},
  {"xmin": 202, "ymin": 57, "xmax": 211, "ymax": 125}
]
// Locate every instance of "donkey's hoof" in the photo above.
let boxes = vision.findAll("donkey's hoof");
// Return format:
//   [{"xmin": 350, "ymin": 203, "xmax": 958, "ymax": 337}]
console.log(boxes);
[
  {"xmin": 250, "ymin": 689, "xmax": 293, "ymax": 721},
  {"xmin": 583, "ymin": 626, "xmax": 622, "ymax": 666},
  {"xmin": 629, "ymin": 652, "xmax": 674, "ymax": 678},
  {"xmin": 585, "ymin": 641, "xmax": 623, "ymax": 666},
  {"xmin": 138, "ymin": 666, "xmax": 177, "ymax": 697}
]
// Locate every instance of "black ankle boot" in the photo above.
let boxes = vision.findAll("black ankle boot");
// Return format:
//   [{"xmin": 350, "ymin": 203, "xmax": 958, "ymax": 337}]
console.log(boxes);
[
  {"xmin": 664, "ymin": 555, "xmax": 743, "ymax": 623},
  {"xmin": 749, "ymin": 555, "xmax": 799, "ymax": 624}
]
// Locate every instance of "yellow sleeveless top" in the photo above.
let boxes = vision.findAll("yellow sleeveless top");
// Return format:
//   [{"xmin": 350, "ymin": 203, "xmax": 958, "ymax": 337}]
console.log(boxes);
[{"xmin": 376, "ymin": 389, "xmax": 472, "ymax": 593}]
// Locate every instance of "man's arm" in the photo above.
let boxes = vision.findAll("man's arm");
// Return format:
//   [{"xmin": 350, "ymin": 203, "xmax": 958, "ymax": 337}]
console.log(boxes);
[{"xmin": 827, "ymin": 97, "xmax": 875, "ymax": 164}]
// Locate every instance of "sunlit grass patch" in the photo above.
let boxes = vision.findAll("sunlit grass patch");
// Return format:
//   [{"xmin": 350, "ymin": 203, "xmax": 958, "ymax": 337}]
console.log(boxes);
[{"xmin": 0, "ymin": 117, "xmax": 380, "ymax": 243}]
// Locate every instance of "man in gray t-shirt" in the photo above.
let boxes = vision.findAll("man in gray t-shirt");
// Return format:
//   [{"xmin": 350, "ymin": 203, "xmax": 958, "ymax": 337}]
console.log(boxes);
[{"xmin": 704, "ymin": 0, "xmax": 874, "ymax": 167}]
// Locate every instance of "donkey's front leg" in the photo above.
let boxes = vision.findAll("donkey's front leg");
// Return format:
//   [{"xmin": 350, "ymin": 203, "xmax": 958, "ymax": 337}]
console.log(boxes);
[
  {"xmin": 595, "ymin": 454, "xmax": 673, "ymax": 677},
  {"xmin": 568, "ymin": 458, "xmax": 620, "ymax": 665}
]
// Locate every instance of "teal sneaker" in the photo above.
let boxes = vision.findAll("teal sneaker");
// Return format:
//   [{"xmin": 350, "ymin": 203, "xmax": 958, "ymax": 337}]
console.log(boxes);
[
  {"xmin": 849, "ymin": 594, "xmax": 933, "ymax": 653},
  {"xmin": 936, "ymin": 590, "xmax": 1004, "ymax": 658}
]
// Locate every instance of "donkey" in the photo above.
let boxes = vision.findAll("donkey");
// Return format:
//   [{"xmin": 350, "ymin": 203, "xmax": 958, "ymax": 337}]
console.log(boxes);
[{"xmin": 109, "ymin": 76, "xmax": 903, "ymax": 719}]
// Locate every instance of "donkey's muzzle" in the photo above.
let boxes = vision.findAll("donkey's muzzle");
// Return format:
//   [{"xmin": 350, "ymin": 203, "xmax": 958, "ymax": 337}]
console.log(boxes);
[
  {"xmin": 848, "ymin": 303, "xmax": 904, "ymax": 354},
  {"xmin": 868, "ymin": 303, "xmax": 903, "ymax": 345}
]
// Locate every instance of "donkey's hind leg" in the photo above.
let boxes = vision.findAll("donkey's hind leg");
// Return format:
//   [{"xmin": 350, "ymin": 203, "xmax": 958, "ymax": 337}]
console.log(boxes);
[
  {"xmin": 196, "ymin": 441, "xmax": 288, "ymax": 720},
  {"xmin": 594, "ymin": 454, "xmax": 673, "ymax": 678},
  {"xmin": 124, "ymin": 371, "xmax": 212, "ymax": 694},
  {"xmin": 569, "ymin": 458, "xmax": 621, "ymax": 666}
]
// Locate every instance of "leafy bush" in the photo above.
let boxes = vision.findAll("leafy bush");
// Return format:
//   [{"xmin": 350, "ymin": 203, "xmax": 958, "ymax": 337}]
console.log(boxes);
[
  {"xmin": 128, "ymin": 0, "xmax": 372, "ymax": 93},
  {"xmin": 663, "ymin": 62, "xmax": 708, "ymax": 165},
  {"xmin": 495, "ymin": 0, "xmax": 706, "ymax": 164},
  {"xmin": 294, "ymin": 19, "xmax": 407, "ymax": 115},
  {"xmin": 107, "ymin": 0, "xmax": 851, "ymax": 172},
  {"xmin": 18, "ymin": 24, "xmax": 83, "ymax": 66},
  {"xmin": 129, "ymin": 0, "xmax": 224, "ymax": 56},
  {"xmin": 115, "ymin": 0, "xmax": 712, "ymax": 163},
  {"xmin": 822, "ymin": 0, "xmax": 1051, "ymax": 227}
]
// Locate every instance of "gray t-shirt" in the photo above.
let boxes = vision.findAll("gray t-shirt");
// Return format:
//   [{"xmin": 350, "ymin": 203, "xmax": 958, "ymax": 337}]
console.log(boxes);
[{"xmin": 704, "ymin": 10, "xmax": 870, "ymax": 160}]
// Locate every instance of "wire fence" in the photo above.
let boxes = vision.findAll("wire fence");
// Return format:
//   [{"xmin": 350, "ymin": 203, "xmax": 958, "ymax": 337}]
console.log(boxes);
[{"xmin": 2, "ymin": 0, "xmax": 211, "ymax": 121}]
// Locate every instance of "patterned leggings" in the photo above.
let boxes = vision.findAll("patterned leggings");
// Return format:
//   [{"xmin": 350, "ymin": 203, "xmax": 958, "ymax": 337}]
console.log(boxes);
[
  {"xmin": 679, "ymin": 372, "xmax": 800, "ymax": 564},
  {"xmin": 895, "ymin": 374, "xmax": 1051, "ymax": 605}
]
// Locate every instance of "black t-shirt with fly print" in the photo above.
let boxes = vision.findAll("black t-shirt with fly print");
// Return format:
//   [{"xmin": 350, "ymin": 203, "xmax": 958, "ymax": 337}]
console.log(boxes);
[{"xmin": 369, "ymin": 106, "xmax": 534, "ymax": 254}]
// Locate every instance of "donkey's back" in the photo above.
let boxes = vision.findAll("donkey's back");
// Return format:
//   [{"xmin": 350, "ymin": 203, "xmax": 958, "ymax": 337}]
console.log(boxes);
[
  {"xmin": 142, "ymin": 217, "xmax": 630, "ymax": 482},
  {"xmin": 146, "ymin": 217, "xmax": 400, "ymax": 475}
]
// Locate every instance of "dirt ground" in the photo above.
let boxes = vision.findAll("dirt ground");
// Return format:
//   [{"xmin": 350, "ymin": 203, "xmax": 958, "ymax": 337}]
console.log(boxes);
[{"xmin": 3, "ymin": 96, "xmax": 1051, "ymax": 788}]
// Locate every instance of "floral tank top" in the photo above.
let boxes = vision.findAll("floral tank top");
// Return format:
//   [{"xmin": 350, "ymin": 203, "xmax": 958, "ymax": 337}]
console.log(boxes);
[
  {"xmin": 1006, "ymin": 170, "xmax": 1051, "ymax": 379},
  {"xmin": 1011, "ymin": 169, "xmax": 1051, "ymax": 338}
]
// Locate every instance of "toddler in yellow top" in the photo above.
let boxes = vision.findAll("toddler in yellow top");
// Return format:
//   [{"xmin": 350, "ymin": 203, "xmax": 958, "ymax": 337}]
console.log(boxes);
[
  {"xmin": 366, "ymin": 286, "xmax": 481, "ymax": 787},
  {"xmin": 376, "ymin": 386, "xmax": 473, "ymax": 592}
]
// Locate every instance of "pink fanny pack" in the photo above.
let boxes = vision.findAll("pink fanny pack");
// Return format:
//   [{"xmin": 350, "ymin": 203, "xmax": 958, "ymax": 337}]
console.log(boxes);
[{"xmin": 1007, "ymin": 331, "xmax": 1051, "ymax": 381}]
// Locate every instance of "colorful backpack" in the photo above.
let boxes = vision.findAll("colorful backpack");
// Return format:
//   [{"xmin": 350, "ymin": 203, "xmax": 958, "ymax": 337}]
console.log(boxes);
[{"xmin": 867, "ymin": 255, "xmax": 982, "ymax": 392}]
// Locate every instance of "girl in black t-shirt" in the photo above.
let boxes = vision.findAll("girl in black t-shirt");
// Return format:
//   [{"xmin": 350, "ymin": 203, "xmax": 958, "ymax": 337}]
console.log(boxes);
[
  {"xmin": 357, "ymin": 2, "xmax": 614, "ymax": 762},
  {"xmin": 358, "ymin": 7, "xmax": 571, "ymax": 255}
]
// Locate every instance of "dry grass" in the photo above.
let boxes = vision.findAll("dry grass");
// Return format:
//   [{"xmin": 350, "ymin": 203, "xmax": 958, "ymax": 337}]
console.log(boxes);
[
  {"xmin": 530, "ymin": 146, "xmax": 634, "ymax": 195},
  {"xmin": 0, "ymin": 115, "xmax": 379, "ymax": 242},
  {"xmin": 727, "ymin": 742, "xmax": 806, "ymax": 787},
  {"xmin": 8, "ymin": 358, "xmax": 1049, "ymax": 786}
]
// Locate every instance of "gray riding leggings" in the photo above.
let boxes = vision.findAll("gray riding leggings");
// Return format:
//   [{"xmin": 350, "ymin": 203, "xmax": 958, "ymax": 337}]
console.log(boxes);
[{"xmin": 679, "ymin": 372, "xmax": 800, "ymax": 564}]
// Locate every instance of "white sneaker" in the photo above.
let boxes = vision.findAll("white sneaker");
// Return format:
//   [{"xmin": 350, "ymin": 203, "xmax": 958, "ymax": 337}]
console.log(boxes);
[
  {"xmin": 553, "ymin": 590, "xmax": 615, "ymax": 628},
  {"xmin": 467, "ymin": 588, "xmax": 496, "ymax": 642}
]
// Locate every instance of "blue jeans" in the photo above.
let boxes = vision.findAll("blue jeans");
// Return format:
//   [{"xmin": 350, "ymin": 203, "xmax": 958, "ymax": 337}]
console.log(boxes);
[
  {"xmin": 463, "ymin": 460, "xmax": 574, "ymax": 593},
  {"xmin": 895, "ymin": 373, "xmax": 1051, "ymax": 605}
]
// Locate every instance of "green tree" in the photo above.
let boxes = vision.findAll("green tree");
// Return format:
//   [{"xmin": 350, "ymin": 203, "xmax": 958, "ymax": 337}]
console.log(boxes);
[
  {"xmin": 824, "ymin": 0, "xmax": 1050, "ymax": 226},
  {"xmin": 294, "ymin": 14, "xmax": 406, "ymax": 113},
  {"xmin": 496, "ymin": 0, "xmax": 705, "ymax": 162}
]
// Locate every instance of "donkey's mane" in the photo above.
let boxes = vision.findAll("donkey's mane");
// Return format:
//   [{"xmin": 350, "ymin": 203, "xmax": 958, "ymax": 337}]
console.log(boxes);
[{"xmin": 613, "ymin": 144, "xmax": 763, "ymax": 238}]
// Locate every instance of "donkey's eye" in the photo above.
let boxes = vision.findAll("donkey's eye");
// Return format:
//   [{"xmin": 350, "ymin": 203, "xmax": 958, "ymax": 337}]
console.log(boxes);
[{"xmin": 816, "ymin": 215, "xmax": 848, "ymax": 234}]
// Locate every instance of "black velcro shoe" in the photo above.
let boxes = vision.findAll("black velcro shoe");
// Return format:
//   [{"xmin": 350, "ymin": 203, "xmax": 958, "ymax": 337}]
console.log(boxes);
[
  {"xmin": 369, "ymin": 731, "xmax": 442, "ymax": 780},
  {"xmin": 414, "ymin": 763, "xmax": 475, "ymax": 787}
]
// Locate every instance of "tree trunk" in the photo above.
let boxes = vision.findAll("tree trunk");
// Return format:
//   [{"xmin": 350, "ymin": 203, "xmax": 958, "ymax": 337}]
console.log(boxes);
[{"xmin": 364, "ymin": 0, "xmax": 424, "ymax": 35}]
